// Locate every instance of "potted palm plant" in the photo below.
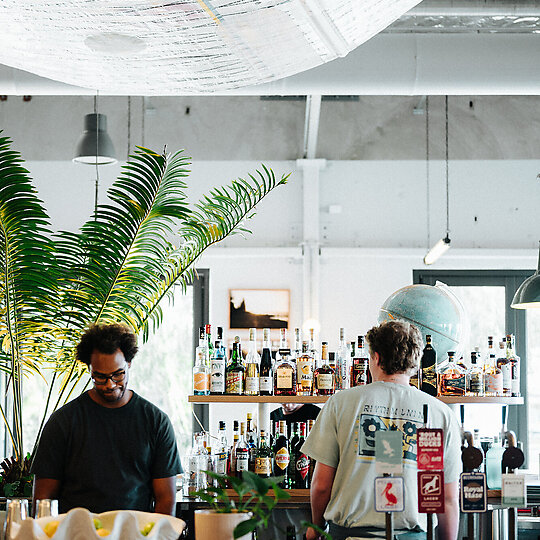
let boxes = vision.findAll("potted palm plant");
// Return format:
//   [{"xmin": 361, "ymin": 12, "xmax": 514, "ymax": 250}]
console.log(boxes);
[{"xmin": 0, "ymin": 132, "xmax": 288, "ymax": 497}]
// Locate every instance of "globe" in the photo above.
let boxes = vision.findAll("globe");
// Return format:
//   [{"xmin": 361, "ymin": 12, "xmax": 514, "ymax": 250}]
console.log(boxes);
[{"xmin": 378, "ymin": 283, "xmax": 467, "ymax": 362}]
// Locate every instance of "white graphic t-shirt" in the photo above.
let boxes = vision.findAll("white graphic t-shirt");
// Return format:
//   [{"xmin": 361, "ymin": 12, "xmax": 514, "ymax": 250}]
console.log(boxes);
[{"xmin": 301, "ymin": 382, "xmax": 461, "ymax": 531}]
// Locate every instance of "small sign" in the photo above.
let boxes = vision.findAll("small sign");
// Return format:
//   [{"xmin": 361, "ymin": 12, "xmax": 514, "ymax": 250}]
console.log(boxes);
[
  {"xmin": 502, "ymin": 474, "xmax": 526, "ymax": 506},
  {"xmin": 417, "ymin": 428, "xmax": 444, "ymax": 471},
  {"xmin": 418, "ymin": 471, "xmax": 445, "ymax": 513},
  {"xmin": 375, "ymin": 476, "xmax": 405, "ymax": 513},
  {"xmin": 460, "ymin": 472, "xmax": 487, "ymax": 513},
  {"xmin": 375, "ymin": 431, "xmax": 403, "ymax": 474}
]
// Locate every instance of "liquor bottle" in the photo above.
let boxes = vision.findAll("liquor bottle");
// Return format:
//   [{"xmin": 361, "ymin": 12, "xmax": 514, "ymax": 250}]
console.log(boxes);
[
  {"xmin": 292, "ymin": 328, "xmax": 302, "ymax": 359},
  {"xmin": 287, "ymin": 423, "xmax": 300, "ymax": 488},
  {"xmin": 351, "ymin": 335, "xmax": 369, "ymax": 387},
  {"xmin": 496, "ymin": 337, "xmax": 511, "ymax": 396},
  {"xmin": 484, "ymin": 336, "xmax": 503, "ymax": 396},
  {"xmin": 274, "ymin": 344, "xmax": 296, "ymax": 396},
  {"xmin": 210, "ymin": 328, "xmax": 226, "ymax": 395},
  {"xmin": 259, "ymin": 328, "xmax": 274, "ymax": 395},
  {"xmin": 215, "ymin": 421, "xmax": 229, "ymax": 476},
  {"xmin": 328, "ymin": 351, "xmax": 336, "ymax": 372},
  {"xmin": 205, "ymin": 324, "xmax": 214, "ymax": 364},
  {"xmin": 246, "ymin": 413, "xmax": 258, "ymax": 472},
  {"xmin": 275, "ymin": 328, "xmax": 287, "ymax": 364},
  {"xmin": 307, "ymin": 419, "xmax": 315, "ymax": 436},
  {"xmin": 314, "ymin": 342, "xmax": 335, "ymax": 395},
  {"xmin": 225, "ymin": 336, "xmax": 245, "ymax": 395},
  {"xmin": 296, "ymin": 341, "xmax": 314, "ymax": 396},
  {"xmin": 244, "ymin": 328, "xmax": 260, "ymax": 396},
  {"xmin": 294, "ymin": 422, "xmax": 310, "ymax": 489},
  {"xmin": 228, "ymin": 433, "xmax": 239, "ymax": 477},
  {"xmin": 410, "ymin": 365, "xmax": 421, "ymax": 389},
  {"xmin": 308, "ymin": 328, "xmax": 318, "ymax": 360},
  {"xmin": 273, "ymin": 420, "xmax": 290, "ymax": 488},
  {"xmin": 255, "ymin": 430, "xmax": 273, "ymax": 478},
  {"xmin": 420, "ymin": 335, "xmax": 437, "ymax": 396},
  {"xmin": 335, "ymin": 327, "xmax": 348, "ymax": 391},
  {"xmin": 506, "ymin": 334, "xmax": 521, "ymax": 397},
  {"xmin": 234, "ymin": 422, "xmax": 249, "ymax": 477},
  {"xmin": 438, "ymin": 351, "xmax": 466, "ymax": 396},
  {"xmin": 193, "ymin": 326, "xmax": 210, "ymax": 395},
  {"xmin": 466, "ymin": 351, "xmax": 484, "ymax": 396}
]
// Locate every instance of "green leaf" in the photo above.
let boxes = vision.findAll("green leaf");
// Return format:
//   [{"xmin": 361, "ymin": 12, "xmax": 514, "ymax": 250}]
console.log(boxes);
[{"xmin": 233, "ymin": 518, "xmax": 260, "ymax": 539}]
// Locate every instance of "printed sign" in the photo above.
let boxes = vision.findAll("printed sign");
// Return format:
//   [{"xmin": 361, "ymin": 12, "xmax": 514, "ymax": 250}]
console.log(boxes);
[
  {"xmin": 375, "ymin": 431, "xmax": 403, "ymax": 474},
  {"xmin": 502, "ymin": 474, "xmax": 526, "ymax": 506},
  {"xmin": 375, "ymin": 476, "xmax": 405, "ymax": 513},
  {"xmin": 460, "ymin": 472, "xmax": 487, "ymax": 513},
  {"xmin": 417, "ymin": 428, "xmax": 444, "ymax": 471},
  {"xmin": 418, "ymin": 471, "xmax": 445, "ymax": 513}
]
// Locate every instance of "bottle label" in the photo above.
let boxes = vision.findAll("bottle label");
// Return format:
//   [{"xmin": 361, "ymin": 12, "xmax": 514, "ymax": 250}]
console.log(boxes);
[
  {"xmin": 260, "ymin": 376, "xmax": 273, "ymax": 392},
  {"xmin": 501, "ymin": 364, "xmax": 511, "ymax": 389},
  {"xmin": 255, "ymin": 457, "xmax": 272, "ymax": 475},
  {"xmin": 276, "ymin": 368, "xmax": 293, "ymax": 389},
  {"xmin": 443, "ymin": 374, "xmax": 466, "ymax": 394},
  {"xmin": 194, "ymin": 372, "xmax": 209, "ymax": 392},
  {"xmin": 469, "ymin": 375, "xmax": 483, "ymax": 393},
  {"xmin": 485, "ymin": 372, "xmax": 503, "ymax": 393},
  {"xmin": 216, "ymin": 453, "xmax": 227, "ymax": 475},
  {"xmin": 245, "ymin": 377, "xmax": 259, "ymax": 393},
  {"xmin": 295, "ymin": 454, "xmax": 310, "ymax": 480},
  {"xmin": 210, "ymin": 362, "xmax": 225, "ymax": 393},
  {"xmin": 297, "ymin": 360, "xmax": 313, "ymax": 390},
  {"xmin": 317, "ymin": 373, "xmax": 333, "ymax": 389},
  {"xmin": 236, "ymin": 450, "xmax": 249, "ymax": 472},
  {"xmin": 274, "ymin": 447, "xmax": 290, "ymax": 470},
  {"xmin": 226, "ymin": 372, "xmax": 243, "ymax": 394}
]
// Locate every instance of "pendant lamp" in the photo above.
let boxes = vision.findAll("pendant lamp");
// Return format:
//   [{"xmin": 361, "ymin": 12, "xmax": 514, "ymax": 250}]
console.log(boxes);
[
  {"xmin": 73, "ymin": 113, "xmax": 117, "ymax": 165},
  {"xmin": 511, "ymin": 242, "xmax": 540, "ymax": 309}
]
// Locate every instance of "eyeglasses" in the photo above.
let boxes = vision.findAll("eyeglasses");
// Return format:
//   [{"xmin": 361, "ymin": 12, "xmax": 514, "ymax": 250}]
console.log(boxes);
[{"xmin": 91, "ymin": 367, "xmax": 127, "ymax": 385}]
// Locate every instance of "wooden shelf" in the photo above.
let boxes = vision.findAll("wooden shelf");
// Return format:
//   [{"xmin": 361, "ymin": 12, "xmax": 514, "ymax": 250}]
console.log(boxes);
[{"xmin": 189, "ymin": 395, "xmax": 523, "ymax": 405}]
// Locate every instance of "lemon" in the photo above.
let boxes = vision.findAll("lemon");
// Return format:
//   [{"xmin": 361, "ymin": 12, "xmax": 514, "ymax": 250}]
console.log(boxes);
[
  {"xmin": 43, "ymin": 520, "xmax": 60, "ymax": 538},
  {"xmin": 96, "ymin": 528, "xmax": 110, "ymax": 537},
  {"xmin": 140, "ymin": 522, "xmax": 155, "ymax": 536},
  {"xmin": 93, "ymin": 517, "xmax": 102, "ymax": 530}
]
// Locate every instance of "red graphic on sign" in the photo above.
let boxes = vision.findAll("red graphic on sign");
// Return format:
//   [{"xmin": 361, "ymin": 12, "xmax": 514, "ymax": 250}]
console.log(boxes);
[
  {"xmin": 382, "ymin": 482, "xmax": 398, "ymax": 505},
  {"xmin": 417, "ymin": 428, "xmax": 444, "ymax": 471},
  {"xmin": 418, "ymin": 471, "xmax": 445, "ymax": 513}
]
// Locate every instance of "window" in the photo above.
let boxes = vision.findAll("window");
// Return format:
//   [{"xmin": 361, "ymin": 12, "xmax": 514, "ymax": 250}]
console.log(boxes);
[{"xmin": 414, "ymin": 270, "xmax": 531, "ymax": 468}]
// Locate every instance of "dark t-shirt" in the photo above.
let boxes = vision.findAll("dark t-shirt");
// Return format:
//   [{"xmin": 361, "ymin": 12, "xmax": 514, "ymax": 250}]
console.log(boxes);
[
  {"xmin": 31, "ymin": 391, "xmax": 182, "ymax": 514},
  {"xmin": 270, "ymin": 404, "xmax": 321, "ymax": 433}
]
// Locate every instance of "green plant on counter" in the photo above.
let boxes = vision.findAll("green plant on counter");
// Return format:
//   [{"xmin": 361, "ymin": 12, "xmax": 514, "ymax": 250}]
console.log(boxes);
[
  {"xmin": 194, "ymin": 470, "xmax": 291, "ymax": 539},
  {"xmin": 0, "ymin": 132, "xmax": 289, "ymax": 495}
]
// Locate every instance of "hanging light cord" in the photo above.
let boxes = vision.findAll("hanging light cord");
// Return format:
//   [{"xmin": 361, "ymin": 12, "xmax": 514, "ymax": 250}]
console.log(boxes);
[
  {"xmin": 426, "ymin": 96, "xmax": 431, "ymax": 249},
  {"xmin": 94, "ymin": 93, "xmax": 100, "ymax": 219},
  {"xmin": 127, "ymin": 96, "xmax": 131, "ymax": 161},
  {"xmin": 445, "ymin": 95, "xmax": 450, "ymax": 239}
]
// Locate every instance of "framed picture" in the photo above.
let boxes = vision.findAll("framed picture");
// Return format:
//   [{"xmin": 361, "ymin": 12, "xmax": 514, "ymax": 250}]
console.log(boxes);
[{"xmin": 229, "ymin": 289, "xmax": 289, "ymax": 329}]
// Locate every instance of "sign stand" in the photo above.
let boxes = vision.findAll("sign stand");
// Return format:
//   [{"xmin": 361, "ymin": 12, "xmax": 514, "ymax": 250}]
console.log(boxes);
[{"xmin": 384, "ymin": 472, "xmax": 394, "ymax": 540}]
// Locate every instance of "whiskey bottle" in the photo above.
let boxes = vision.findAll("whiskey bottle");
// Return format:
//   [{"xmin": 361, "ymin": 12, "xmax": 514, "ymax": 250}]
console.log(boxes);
[
  {"xmin": 484, "ymin": 336, "xmax": 503, "ymax": 396},
  {"xmin": 314, "ymin": 342, "xmax": 335, "ymax": 395},
  {"xmin": 294, "ymin": 422, "xmax": 310, "ymax": 489},
  {"xmin": 255, "ymin": 430, "xmax": 273, "ymax": 478},
  {"xmin": 496, "ymin": 337, "xmax": 511, "ymax": 396},
  {"xmin": 335, "ymin": 327, "xmax": 348, "ymax": 390},
  {"xmin": 210, "ymin": 327, "xmax": 226, "ymax": 394},
  {"xmin": 296, "ymin": 341, "xmax": 314, "ymax": 396},
  {"xmin": 439, "ymin": 351, "xmax": 466, "ymax": 396},
  {"xmin": 193, "ymin": 326, "xmax": 210, "ymax": 395},
  {"xmin": 259, "ymin": 328, "xmax": 274, "ymax": 395},
  {"xmin": 506, "ymin": 334, "xmax": 521, "ymax": 397},
  {"xmin": 466, "ymin": 351, "xmax": 484, "ymax": 396},
  {"xmin": 274, "ymin": 344, "xmax": 296, "ymax": 396},
  {"xmin": 420, "ymin": 335, "xmax": 438, "ymax": 396},
  {"xmin": 351, "ymin": 335, "xmax": 369, "ymax": 387},
  {"xmin": 273, "ymin": 420, "xmax": 290, "ymax": 488},
  {"xmin": 244, "ymin": 328, "xmax": 260, "ymax": 396},
  {"xmin": 225, "ymin": 336, "xmax": 244, "ymax": 395}
]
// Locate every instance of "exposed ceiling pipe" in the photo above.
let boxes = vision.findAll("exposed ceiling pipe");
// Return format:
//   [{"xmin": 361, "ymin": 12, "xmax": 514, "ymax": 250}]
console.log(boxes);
[{"xmin": 1, "ymin": 33, "xmax": 540, "ymax": 96}]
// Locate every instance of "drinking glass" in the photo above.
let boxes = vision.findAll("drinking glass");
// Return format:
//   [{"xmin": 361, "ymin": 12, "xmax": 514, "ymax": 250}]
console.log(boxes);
[
  {"xmin": 4, "ymin": 498, "xmax": 28, "ymax": 540},
  {"xmin": 33, "ymin": 499, "xmax": 59, "ymax": 519}
]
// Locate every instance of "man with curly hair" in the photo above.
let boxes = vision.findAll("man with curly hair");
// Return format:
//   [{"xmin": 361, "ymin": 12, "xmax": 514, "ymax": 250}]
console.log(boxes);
[
  {"xmin": 31, "ymin": 323, "xmax": 182, "ymax": 515},
  {"xmin": 302, "ymin": 320, "xmax": 460, "ymax": 540}
]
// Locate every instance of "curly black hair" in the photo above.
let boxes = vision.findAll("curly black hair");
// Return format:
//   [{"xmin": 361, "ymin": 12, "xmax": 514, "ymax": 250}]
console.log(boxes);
[
  {"xmin": 76, "ymin": 323, "xmax": 139, "ymax": 366},
  {"xmin": 365, "ymin": 320, "xmax": 423, "ymax": 375}
]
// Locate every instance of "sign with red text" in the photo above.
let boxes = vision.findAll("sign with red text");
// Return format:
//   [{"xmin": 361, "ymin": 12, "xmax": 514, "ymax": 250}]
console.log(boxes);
[
  {"xmin": 417, "ymin": 428, "xmax": 444, "ymax": 471},
  {"xmin": 374, "ymin": 477, "xmax": 405, "ymax": 513},
  {"xmin": 418, "ymin": 471, "xmax": 445, "ymax": 513}
]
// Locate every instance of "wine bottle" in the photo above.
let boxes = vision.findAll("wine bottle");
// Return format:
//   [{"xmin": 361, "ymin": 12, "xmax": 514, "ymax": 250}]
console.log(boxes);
[
  {"xmin": 244, "ymin": 328, "xmax": 260, "ymax": 396},
  {"xmin": 259, "ymin": 328, "xmax": 274, "ymax": 395}
]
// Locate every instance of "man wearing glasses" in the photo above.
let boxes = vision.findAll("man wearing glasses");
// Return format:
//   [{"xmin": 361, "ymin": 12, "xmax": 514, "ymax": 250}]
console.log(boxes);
[{"xmin": 31, "ymin": 323, "xmax": 182, "ymax": 515}]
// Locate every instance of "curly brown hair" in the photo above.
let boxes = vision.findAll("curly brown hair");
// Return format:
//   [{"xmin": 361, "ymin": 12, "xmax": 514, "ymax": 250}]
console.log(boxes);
[
  {"xmin": 365, "ymin": 320, "xmax": 423, "ymax": 375},
  {"xmin": 76, "ymin": 323, "xmax": 139, "ymax": 366}
]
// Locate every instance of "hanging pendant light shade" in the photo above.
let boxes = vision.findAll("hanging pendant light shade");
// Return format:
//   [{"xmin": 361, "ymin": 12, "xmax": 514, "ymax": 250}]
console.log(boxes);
[
  {"xmin": 511, "ymin": 242, "xmax": 540, "ymax": 309},
  {"xmin": 73, "ymin": 113, "xmax": 117, "ymax": 165}
]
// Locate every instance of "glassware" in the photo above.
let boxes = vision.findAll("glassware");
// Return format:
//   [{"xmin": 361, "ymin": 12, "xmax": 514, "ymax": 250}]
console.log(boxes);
[
  {"xmin": 4, "ymin": 498, "xmax": 28, "ymax": 539},
  {"xmin": 33, "ymin": 499, "xmax": 58, "ymax": 519}
]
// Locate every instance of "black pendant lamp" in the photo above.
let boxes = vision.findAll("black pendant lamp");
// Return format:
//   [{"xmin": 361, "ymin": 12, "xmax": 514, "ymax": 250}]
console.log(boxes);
[
  {"xmin": 511, "ymin": 242, "xmax": 540, "ymax": 309},
  {"xmin": 73, "ymin": 113, "xmax": 117, "ymax": 165}
]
